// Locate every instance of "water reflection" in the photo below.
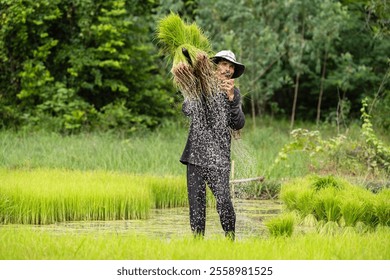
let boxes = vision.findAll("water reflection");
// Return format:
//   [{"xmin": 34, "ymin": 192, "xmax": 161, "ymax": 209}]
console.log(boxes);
[{"xmin": 42, "ymin": 200, "xmax": 282, "ymax": 240}]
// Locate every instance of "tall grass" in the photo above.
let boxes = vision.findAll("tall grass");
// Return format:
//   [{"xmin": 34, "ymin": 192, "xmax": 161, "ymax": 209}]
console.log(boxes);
[
  {"xmin": 0, "ymin": 169, "xmax": 187, "ymax": 224},
  {"xmin": 0, "ymin": 125, "xmax": 187, "ymax": 176},
  {"xmin": 1, "ymin": 117, "xmax": 389, "ymax": 182},
  {"xmin": 0, "ymin": 118, "xmax": 320, "ymax": 180},
  {"xmin": 0, "ymin": 226, "xmax": 389, "ymax": 259}
]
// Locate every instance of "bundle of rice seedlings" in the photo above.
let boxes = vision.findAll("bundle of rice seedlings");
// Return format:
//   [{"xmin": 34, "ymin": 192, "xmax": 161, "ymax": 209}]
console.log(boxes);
[
  {"xmin": 318, "ymin": 221, "xmax": 340, "ymax": 235},
  {"xmin": 354, "ymin": 221, "xmax": 370, "ymax": 233},
  {"xmin": 364, "ymin": 204, "xmax": 379, "ymax": 228},
  {"xmin": 374, "ymin": 188, "xmax": 390, "ymax": 227},
  {"xmin": 313, "ymin": 187, "xmax": 342, "ymax": 222},
  {"xmin": 295, "ymin": 188, "xmax": 315, "ymax": 217},
  {"xmin": 0, "ymin": 193, "xmax": 14, "ymax": 224},
  {"xmin": 265, "ymin": 213, "xmax": 295, "ymax": 237},
  {"xmin": 156, "ymin": 13, "xmax": 217, "ymax": 99},
  {"xmin": 280, "ymin": 177, "xmax": 309, "ymax": 211},
  {"xmin": 311, "ymin": 175, "xmax": 344, "ymax": 191},
  {"xmin": 280, "ymin": 186, "xmax": 298, "ymax": 211},
  {"xmin": 302, "ymin": 214, "xmax": 318, "ymax": 227},
  {"xmin": 339, "ymin": 197, "xmax": 367, "ymax": 227}
]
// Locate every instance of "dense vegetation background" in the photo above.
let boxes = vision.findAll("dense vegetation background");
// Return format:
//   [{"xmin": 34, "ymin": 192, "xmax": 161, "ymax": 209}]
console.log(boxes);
[{"xmin": 0, "ymin": 0, "xmax": 389, "ymax": 133}]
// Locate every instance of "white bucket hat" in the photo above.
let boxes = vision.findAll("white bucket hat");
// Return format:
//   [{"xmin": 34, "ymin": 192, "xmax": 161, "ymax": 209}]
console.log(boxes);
[{"xmin": 211, "ymin": 50, "xmax": 245, "ymax": 78}]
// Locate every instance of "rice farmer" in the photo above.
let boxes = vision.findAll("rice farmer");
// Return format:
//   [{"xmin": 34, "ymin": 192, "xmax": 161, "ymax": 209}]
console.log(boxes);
[{"xmin": 180, "ymin": 50, "xmax": 245, "ymax": 241}]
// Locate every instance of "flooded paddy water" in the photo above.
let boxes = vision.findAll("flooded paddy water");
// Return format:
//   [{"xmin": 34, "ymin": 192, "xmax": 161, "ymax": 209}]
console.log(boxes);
[{"xmin": 33, "ymin": 199, "xmax": 282, "ymax": 240}]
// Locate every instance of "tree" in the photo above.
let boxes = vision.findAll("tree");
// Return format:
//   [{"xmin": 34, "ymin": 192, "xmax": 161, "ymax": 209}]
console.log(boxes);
[
  {"xmin": 195, "ymin": 0, "xmax": 290, "ymax": 127},
  {"xmin": 0, "ymin": 0, "xmax": 175, "ymax": 132},
  {"xmin": 307, "ymin": 0, "xmax": 350, "ymax": 125}
]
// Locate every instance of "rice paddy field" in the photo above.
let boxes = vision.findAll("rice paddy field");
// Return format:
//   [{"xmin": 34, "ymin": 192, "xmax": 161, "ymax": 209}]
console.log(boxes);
[{"xmin": 1, "ymin": 119, "xmax": 389, "ymax": 260}]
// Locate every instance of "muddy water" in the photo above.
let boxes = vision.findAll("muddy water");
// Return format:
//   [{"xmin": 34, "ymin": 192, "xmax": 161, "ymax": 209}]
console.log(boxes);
[{"xmin": 43, "ymin": 200, "xmax": 282, "ymax": 240}]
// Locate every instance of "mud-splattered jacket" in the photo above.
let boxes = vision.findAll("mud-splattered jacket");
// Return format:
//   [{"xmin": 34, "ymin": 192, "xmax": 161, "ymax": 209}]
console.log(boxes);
[{"xmin": 180, "ymin": 88, "xmax": 245, "ymax": 169}]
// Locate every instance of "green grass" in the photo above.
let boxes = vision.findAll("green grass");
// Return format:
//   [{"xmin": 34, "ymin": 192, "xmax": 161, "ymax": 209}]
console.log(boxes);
[
  {"xmin": 0, "ymin": 126, "xmax": 187, "ymax": 176},
  {"xmin": 0, "ymin": 226, "xmax": 389, "ymax": 259},
  {"xmin": 0, "ymin": 118, "xmax": 320, "ymax": 180}
]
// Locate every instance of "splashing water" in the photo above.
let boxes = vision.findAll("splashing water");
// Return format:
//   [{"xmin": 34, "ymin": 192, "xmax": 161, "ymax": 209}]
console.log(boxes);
[{"xmin": 231, "ymin": 135, "xmax": 259, "ymax": 180}]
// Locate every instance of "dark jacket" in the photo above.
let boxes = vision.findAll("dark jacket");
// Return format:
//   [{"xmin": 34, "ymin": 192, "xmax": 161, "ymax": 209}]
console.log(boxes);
[{"xmin": 180, "ymin": 88, "xmax": 245, "ymax": 169}]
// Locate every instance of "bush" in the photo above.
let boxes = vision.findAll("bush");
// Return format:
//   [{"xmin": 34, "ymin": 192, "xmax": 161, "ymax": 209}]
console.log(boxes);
[{"xmin": 0, "ymin": 0, "xmax": 176, "ymax": 133}]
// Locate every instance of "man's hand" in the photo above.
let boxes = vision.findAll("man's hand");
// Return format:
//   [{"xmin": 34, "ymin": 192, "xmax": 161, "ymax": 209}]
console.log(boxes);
[{"xmin": 221, "ymin": 79, "xmax": 235, "ymax": 101}]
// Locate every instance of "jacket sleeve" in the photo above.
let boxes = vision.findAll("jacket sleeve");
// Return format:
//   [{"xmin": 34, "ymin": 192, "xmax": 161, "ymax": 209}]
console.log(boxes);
[{"xmin": 229, "ymin": 88, "xmax": 245, "ymax": 130}]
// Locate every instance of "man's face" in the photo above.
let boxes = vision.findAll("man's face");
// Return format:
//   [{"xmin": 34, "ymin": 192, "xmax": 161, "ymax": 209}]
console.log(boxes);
[{"xmin": 215, "ymin": 59, "xmax": 235, "ymax": 81}]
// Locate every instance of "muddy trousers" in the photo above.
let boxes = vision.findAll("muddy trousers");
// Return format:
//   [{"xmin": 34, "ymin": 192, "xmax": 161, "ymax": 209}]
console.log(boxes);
[{"xmin": 186, "ymin": 164, "xmax": 235, "ymax": 239}]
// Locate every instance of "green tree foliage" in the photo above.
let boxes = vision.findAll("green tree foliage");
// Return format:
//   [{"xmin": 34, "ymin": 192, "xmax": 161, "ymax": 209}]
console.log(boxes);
[
  {"xmin": 1, "ymin": 0, "xmax": 389, "ymax": 132},
  {"xmin": 193, "ymin": 0, "xmax": 389, "ymax": 127},
  {"xmin": 0, "ymin": 0, "xmax": 175, "ymax": 132}
]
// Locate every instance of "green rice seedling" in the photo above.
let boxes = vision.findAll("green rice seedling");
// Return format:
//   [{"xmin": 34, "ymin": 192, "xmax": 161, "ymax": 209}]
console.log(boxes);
[
  {"xmin": 339, "ymin": 197, "xmax": 367, "ymax": 227},
  {"xmin": 280, "ymin": 177, "xmax": 309, "ymax": 211},
  {"xmin": 338, "ymin": 184, "xmax": 377, "ymax": 227},
  {"xmin": 311, "ymin": 175, "xmax": 344, "ymax": 191},
  {"xmin": 0, "ymin": 169, "xmax": 186, "ymax": 225},
  {"xmin": 317, "ymin": 221, "xmax": 341, "ymax": 235},
  {"xmin": 342, "ymin": 225, "xmax": 357, "ymax": 235},
  {"xmin": 265, "ymin": 212, "xmax": 295, "ymax": 237},
  {"xmin": 279, "ymin": 186, "xmax": 298, "ymax": 211},
  {"xmin": 0, "ymin": 193, "xmax": 14, "ymax": 224},
  {"xmin": 359, "ymin": 194, "xmax": 379, "ymax": 228},
  {"xmin": 280, "ymin": 177, "xmax": 317, "ymax": 225},
  {"xmin": 354, "ymin": 221, "xmax": 371, "ymax": 234},
  {"xmin": 156, "ymin": 13, "xmax": 216, "ymax": 99},
  {"xmin": 149, "ymin": 176, "xmax": 187, "ymax": 208},
  {"xmin": 156, "ymin": 13, "xmax": 212, "ymax": 66},
  {"xmin": 302, "ymin": 214, "xmax": 318, "ymax": 227},
  {"xmin": 186, "ymin": 22, "xmax": 212, "ymax": 53},
  {"xmin": 313, "ymin": 187, "xmax": 341, "ymax": 223},
  {"xmin": 374, "ymin": 188, "xmax": 390, "ymax": 226},
  {"xmin": 156, "ymin": 13, "xmax": 188, "ymax": 56},
  {"xmin": 295, "ymin": 188, "xmax": 315, "ymax": 218}
]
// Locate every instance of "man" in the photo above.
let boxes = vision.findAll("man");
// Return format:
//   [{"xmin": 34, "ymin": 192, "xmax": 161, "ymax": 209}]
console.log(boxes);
[{"xmin": 180, "ymin": 50, "xmax": 245, "ymax": 240}]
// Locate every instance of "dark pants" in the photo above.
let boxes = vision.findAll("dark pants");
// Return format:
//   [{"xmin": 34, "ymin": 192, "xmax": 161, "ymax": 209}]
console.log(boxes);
[{"xmin": 186, "ymin": 164, "xmax": 235, "ymax": 239}]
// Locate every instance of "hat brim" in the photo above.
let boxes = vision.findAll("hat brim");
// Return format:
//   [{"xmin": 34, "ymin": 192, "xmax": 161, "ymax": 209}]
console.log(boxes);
[
  {"xmin": 211, "ymin": 56, "xmax": 245, "ymax": 78},
  {"xmin": 231, "ymin": 63, "xmax": 245, "ymax": 78}
]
